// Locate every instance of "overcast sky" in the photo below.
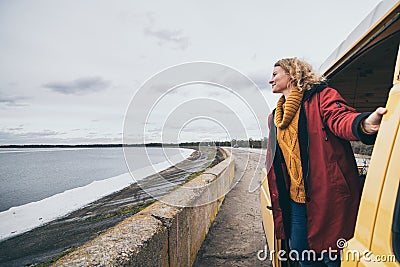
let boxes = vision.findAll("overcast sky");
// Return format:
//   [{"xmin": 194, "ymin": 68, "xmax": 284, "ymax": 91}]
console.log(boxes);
[{"xmin": 0, "ymin": 0, "xmax": 382, "ymax": 145}]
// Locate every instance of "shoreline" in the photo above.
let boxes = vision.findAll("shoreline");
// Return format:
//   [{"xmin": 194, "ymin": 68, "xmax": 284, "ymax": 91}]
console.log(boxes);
[{"xmin": 0, "ymin": 148, "xmax": 220, "ymax": 267}]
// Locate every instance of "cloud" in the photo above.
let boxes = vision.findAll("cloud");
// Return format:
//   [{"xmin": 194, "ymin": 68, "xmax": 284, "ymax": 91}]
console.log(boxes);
[
  {"xmin": 0, "ymin": 129, "xmax": 64, "ymax": 145},
  {"xmin": 142, "ymin": 11, "xmax": 190, "ymax": 50},
  {"xmin": 7, "ymin": 126, "xmax": 24, "ymax": 131},
  {"xmin": 0, "ymin": 96, "xmax": 28, "ymax": 107},
  {"xmin": 0, "ymin": 129, "xmax": 121, "ymax": 145},
  {"xmin": 143, "ymin": 27, "xmax": 190, "ymax": 50},
  {"xmin": 20, "ymin": 129, "xmax": 66, "ymax": 138},
  {"xmin": 43, "ymin": 76, "xmax": 111, "ymax": 95}
]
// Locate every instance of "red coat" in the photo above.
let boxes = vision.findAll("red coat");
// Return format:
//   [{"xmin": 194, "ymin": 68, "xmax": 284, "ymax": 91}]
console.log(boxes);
[{"xmin": 266, "ymin": 84, "xmax": 376, "ymax": 253}]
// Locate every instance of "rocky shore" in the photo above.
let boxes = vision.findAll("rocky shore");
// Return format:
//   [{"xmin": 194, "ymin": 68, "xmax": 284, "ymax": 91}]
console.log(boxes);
[{"xmin": 0, "ymin": 147, "xmax": 222, "ymax": 267}]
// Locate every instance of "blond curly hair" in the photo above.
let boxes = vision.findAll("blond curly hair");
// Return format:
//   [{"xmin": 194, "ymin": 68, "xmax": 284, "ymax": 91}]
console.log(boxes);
[{"xmin": 274, "ymin": 57, "xmax": 326, "ymax": 92}]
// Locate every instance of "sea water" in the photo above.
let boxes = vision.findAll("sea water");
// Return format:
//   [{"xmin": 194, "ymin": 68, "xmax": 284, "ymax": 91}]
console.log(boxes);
[{"xmin": 0, "ymin": 146, "xmax": 193, "ymax": 240}]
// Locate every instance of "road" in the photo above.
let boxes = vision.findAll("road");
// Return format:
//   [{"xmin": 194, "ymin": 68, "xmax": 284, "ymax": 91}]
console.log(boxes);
[{"xmin": 194, "ymin": 148, "xmax": 271, "ymax": 266}]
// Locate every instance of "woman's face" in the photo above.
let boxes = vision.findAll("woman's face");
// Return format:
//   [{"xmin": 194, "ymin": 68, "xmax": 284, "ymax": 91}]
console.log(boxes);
[{"xmin": 269, "ymin": 66, "xmax": 291, "ymax": 96}]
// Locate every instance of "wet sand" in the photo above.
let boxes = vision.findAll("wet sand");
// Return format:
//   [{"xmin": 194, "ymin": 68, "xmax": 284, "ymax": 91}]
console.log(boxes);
[{"xmin": 0, "ymin": 148, "xmax": 221, "ymax": 267}]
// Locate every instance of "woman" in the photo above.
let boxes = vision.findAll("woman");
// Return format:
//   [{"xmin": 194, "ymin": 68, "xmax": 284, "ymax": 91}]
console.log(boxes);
[{"xmin": 266, "ymin": 57, "xmax": 386, "ymax": 267}]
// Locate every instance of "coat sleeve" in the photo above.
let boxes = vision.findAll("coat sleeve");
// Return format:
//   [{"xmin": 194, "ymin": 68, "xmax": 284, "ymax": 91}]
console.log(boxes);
[{"xmin": 319, "ymin": 87, "xmax": 377, "ymax": 144}]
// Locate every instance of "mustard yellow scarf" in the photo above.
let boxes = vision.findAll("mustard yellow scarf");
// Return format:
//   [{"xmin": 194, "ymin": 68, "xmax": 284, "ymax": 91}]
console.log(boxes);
[{"xmin": 275, "ymin": 89, "xmax": 306, "ymax": 203}]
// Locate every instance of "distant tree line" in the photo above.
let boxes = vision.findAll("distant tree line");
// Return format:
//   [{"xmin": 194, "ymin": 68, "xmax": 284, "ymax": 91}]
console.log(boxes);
[
  {"xmin": 0, "ymin": 138, "xmax": 269, "ymax": 149},
  {"xmin": 178, "ymin": 137, "xmax": 269, "ymax": 149}
]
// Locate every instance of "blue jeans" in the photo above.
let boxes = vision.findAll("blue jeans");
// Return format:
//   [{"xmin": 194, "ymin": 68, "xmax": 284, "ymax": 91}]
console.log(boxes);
[{"xmin": 289, "ymin": 199, "xmax": 341, "ymax": 267}]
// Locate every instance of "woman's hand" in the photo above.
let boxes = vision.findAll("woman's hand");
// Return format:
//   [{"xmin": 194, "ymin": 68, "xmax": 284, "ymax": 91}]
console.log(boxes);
[{"xmin": 362, "ymin": 107, "xmax": 388, "ymax": 134}]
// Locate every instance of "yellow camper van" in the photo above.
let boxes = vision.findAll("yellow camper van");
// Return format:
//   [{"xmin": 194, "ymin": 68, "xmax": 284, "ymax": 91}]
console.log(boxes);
[{"xmin": 260, "ymin": 0, "xmax": 400, "ymax": 266}]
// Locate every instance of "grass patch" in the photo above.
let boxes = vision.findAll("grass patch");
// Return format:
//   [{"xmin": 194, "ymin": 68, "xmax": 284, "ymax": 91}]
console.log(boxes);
[
  {"xmin": 87, "ymin": 200, "xmax": 156, "ymax": 222},
  {"xmin": 208, "ymin": 148, "xmax": 224, "ymax": 168},
  {"xmin": 184, "ymin": 147, "xmax": 225, "ymax": 183},
  {"xmin": 34, "ymin": 247, "xmax": 76, "ymax": 267},
  {"xmin": 185, "ymin": 170, "xmax": 206, "ymax": 183}
]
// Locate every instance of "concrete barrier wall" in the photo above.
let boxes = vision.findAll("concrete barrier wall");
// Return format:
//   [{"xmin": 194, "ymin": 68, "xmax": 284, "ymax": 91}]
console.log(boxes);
[{"xmin": 54, "ymin": 147, "xmax": 235, "ymax": 267}]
